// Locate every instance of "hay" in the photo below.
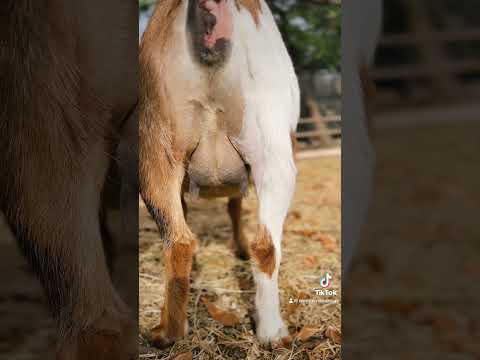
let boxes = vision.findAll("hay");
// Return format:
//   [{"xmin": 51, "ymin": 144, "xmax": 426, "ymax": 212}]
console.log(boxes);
[{"xmin": 139, "ymin": 157, "xmax": 341, "ymax": 360}]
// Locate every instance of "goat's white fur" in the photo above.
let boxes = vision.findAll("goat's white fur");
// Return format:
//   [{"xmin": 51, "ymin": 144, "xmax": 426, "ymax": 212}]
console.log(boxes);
[{"xmin": 230, "ymin": 1, "xmax": 299, "ymax": 343}]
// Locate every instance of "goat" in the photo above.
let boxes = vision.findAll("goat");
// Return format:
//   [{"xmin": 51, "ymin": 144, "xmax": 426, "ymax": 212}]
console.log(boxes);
[
  {"xmin": 140, "ymin": 0, "xmax": 299, "ymax": 348},
  {"xmin": 0, "ymin": 1, "xmax": 138, "ymax": 359}
]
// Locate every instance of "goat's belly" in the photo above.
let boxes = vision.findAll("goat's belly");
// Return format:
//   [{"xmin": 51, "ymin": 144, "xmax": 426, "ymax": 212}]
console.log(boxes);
[{"xmin": 186, "ymin": 133, "xmax": 248, "ymax": 198}]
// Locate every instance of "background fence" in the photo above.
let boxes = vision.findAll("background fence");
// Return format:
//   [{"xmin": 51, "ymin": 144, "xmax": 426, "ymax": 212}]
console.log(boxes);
[{"xmin": 371, "ymin": 0, "xmax": 480, "ymax": 128}]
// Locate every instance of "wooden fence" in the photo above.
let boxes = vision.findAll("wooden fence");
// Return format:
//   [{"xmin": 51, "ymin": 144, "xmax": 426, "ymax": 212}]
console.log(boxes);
[
  {"xmin": 295, "ymin": 113, "xmax": 341, "ymax": 151},
  {"xmin": 371, "ymin": 0, "xmax": 480, "ymax": 112},
  {"xmin": 296, "ymin": 115, "xmax": 341, "ymax": 140}
]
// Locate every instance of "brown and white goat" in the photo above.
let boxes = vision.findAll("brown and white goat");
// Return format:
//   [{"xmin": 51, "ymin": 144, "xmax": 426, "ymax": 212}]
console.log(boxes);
[
  {"xmin": 0, "ymin": 2, "xmax": 138, "ymax": 359},
  {"xmin": 140, "ymin": 0, "xmax": 299, "ymax": 347}
]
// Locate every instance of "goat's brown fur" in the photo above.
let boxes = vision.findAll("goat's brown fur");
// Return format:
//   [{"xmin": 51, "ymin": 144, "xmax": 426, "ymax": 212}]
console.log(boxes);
[
  {"xmin": 236, "ymin": 0, "xmax": 263, "ymax": 26},
  {"xmin": 150, "ymin": 241, "xmax": 195, "ymax": 348},
  {"xmin": 0, "ymin": 1, "xmax": 137, "ymax": 358},
  {"xmin": 228, "ymin": 197, "xmax": 250, "ymax": 260},
  {"xmin": 250, "ymin": 224, "xmax": 276, "ymax": 278}
]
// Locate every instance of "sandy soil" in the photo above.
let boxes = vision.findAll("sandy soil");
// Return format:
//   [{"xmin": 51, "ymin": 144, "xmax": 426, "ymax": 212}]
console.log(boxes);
[{"xmin": 139, "ymin": 156, "xmax": 342, "ymax": 360}]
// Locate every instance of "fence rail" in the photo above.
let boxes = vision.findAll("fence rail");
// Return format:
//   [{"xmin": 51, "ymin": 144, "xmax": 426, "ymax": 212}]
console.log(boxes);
[
  {"xmin": 371, "ymin": 0, "xmax": 480, "ymax": 115},
  {"xmin": 295, "ymin": 114, "xmax": 341, "ymax": 147},
  {"xmin": 378, "ymin": 27, "xmax": 480, "ymax": 46}
]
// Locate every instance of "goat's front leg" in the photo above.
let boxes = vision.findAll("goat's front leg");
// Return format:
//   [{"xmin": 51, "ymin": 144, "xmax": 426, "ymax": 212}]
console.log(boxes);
[
  {"xmin": 248, "ymin": 138, "xmax": 297, "ymax": 347},
  {"xmin": 140, "ymin": 153, "xmax": 196, "ymax": 349}
]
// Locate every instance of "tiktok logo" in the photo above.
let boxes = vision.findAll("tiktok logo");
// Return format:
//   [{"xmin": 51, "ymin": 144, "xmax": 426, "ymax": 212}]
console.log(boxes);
[{"xmin": 320, "ymin": 272, "xmax": 332, "ymax": 288}]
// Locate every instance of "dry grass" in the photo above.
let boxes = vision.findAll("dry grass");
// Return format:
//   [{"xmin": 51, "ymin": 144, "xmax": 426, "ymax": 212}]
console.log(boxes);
[{"xmin": 139, "ymin": 156, "xmax": 341, "ymax": 360}]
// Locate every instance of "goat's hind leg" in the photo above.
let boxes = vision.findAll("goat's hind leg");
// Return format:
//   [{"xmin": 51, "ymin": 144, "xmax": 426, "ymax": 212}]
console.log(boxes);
[
  {"xmin": 228, "ymin": 197, "xmax": 250, "ymax": 260},
  {"xmin": 247, "ymin": 134, "xmax": 297, "ymax": 347},
  {"xmin": 2, "ymin": 145, "xmax": 136, "ymax": 360},
  {"xmin": 140, "ymin": 153, "xmax": 196, "ymax": 348}
]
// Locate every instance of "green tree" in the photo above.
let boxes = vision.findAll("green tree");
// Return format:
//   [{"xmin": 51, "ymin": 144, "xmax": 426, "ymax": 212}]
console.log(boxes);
[
  {"xmin": 139, "ymin": 0, "xmax": 156, "ymax": 11},
  {"xmin": 268, "ymin": 0, "xmax": 340, "ymax": 71}
]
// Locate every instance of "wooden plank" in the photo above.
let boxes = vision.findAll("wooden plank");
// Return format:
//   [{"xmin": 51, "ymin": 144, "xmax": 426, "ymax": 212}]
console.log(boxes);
[
  {"xmin": 296, "ymin": 129, "xmax": 341, "ymax": 139},
  {"xmin": 380, "ymin": 28, "xmax": 480, "ymax": 46},
  {"xmin": 299, "ymin": 116, "xmax": 341, "ymax": 125},
  {"xmin": 371, "ymin": 59, "xmax": 480, "ymax": 80},
  {"xmin": 296, "ymin": 147, "xmax": 341, "ymax": 160},
  {"xmin": 374, "ymin": 103, "xmax": 480, "ymax": 130}
]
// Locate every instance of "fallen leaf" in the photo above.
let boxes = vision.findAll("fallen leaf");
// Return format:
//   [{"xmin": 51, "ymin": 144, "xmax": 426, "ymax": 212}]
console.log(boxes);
[
  {"xmin": 431, "ymin": 312, "xmax": 466, "ymax": 334},
  {"xmin": 272, "ymin": 335, "xmax": 293, "ymax": 350},
  {"xmin": 291, "ymin": 229, "xmax": 316, "ymax": 238},
  {"xmin": 173, "ymin": 352, "xmax": 193, "ymax": 360},
  {"xmin": 325, "ymin": 326, "xmax": 341, "ymax": 344},
  {"xmin": 320, "ymin": 195, "xmax": 337, "ymax": 205},
  {"xmin": 289, "ymin": 210, "xmax": 302, "ymax": 220},
  {"xmin": 464, "ymin": 262, "xmax": 480, "ymax": 275},
  {"xmin": 296, "ymin": 326, "xmax": 320, "ymax": 342},
  {"xmin": 238, "ymin": 277, "xmax": 251, "ymax": 291},
  {"xmin": 312, "ymin": 233, "xmax": 338, "ymax": 252},
  {"xmin": 411, "ymin": 185, "xmax": 443, "ymax": 205},
  {"xmin": 303, "ymin": 256, "xmax": 317, "ymax": 268},
  {"xmin": 206, "ymin": 302, "xmax": 240, "ymax": 327}
]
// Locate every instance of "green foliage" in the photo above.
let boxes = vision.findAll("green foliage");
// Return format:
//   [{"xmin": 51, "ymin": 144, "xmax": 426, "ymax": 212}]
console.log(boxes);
[
  {"xmin": 268, "ymin": 1, "xmax": 340, "ymax": 71},
  {"xmin": 139, "ymin": 0, "xmax": 156, "ymax": 11}
]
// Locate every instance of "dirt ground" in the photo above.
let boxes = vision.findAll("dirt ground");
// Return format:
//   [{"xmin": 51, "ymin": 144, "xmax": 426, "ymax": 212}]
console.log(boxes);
[
  {"xmin": 344, "ymin": 122, "xmax": 480, "ymax": 359},
  {"xmin": 139, "ymin": 156, "xmax": 342, "ymax": 360}
]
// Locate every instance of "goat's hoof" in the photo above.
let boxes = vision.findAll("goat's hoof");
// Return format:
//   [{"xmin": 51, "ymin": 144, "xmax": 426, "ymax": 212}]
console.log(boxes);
[
  {"xmin": 149, "ymin": 328, "xmax": 175, "ymax": 349},
  {"xmin": 256, "ymin": 321, "xmax": 291, "ymax": 349},
  {"xmin": 235, "ymin": 248, "xmax": 250, "ymax": 261},
  {"xmin": 149, "ymin": 320, "xmax": 188, "ymax": 349},
  {"xmin": 230, "ymin": 239, "xmax": 250, "ymax": 260},
  {"xmin": 57, "ymin": 314, "xmax": 137, "ymax": 360}
]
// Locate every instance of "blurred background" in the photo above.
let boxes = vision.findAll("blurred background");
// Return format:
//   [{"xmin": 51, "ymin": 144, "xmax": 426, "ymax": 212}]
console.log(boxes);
[
  {"xmin": 345, "ymin": 1, "xmax": 480, "ymax": 358},
  {"xmin": 372, "ymin": 0, "xmax": 480, "ymax": 121}
]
